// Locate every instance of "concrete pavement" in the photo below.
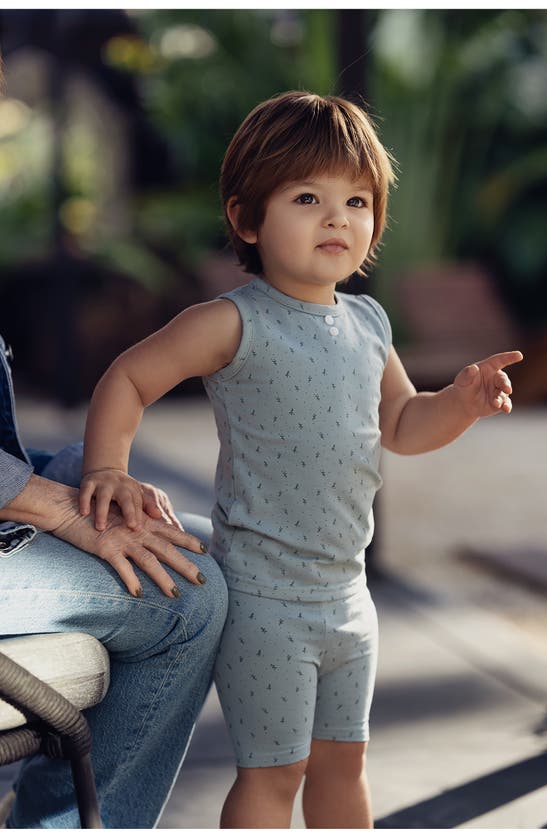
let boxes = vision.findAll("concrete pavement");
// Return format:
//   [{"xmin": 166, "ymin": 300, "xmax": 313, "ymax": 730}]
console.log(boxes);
[
  {"xmin": 155, "ymin": 569, "xmax": 547, "ymax": 829},
  {"xmin": 3, "ymin": 396, "xmax": 546, "ymax": 828}
]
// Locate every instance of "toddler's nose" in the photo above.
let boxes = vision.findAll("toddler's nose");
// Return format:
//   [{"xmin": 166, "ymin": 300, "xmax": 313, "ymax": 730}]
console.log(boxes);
[{"xmin": 324, "ymin": 213, "xmax": 349, "ymax": 228}]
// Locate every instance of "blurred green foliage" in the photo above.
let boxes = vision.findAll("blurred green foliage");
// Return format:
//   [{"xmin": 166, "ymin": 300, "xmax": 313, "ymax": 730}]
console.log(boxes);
[
  {"xmin": 0, "ymin": 101, "xmax": 53, "ymax": 264},
  {"xmin": 0, "ymin": 9, "xmax": 546, "ymax": 325},
  {"xmin": 109, "ymin": 9, "xmax": 336, "ymax": 275},
  {"xmin": 371, "ymin": 9, "xmax": 547, "ymax": 324},
  {"xmin": 0, "ymin": 9, "xmax": 336, "ymax": 288}
]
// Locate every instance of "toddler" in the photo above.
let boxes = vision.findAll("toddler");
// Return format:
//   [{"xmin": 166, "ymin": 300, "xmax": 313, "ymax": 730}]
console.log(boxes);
[{"xmin": 80, "ymin": 91, "xmax": 522, "ymax": 828}]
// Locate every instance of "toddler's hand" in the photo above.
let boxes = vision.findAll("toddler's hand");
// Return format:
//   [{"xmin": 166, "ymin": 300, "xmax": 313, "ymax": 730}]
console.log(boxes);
[
  {"xmin": 80, "ymin": 468, "xmax": 150, "ymax": 532},
  {"xmin": 140, "ymin": 481, "xmax": 184, "ymax": 531},
  {"xmin": 453, "ymin": 350, "xmax": 523, "ymax": 418}
]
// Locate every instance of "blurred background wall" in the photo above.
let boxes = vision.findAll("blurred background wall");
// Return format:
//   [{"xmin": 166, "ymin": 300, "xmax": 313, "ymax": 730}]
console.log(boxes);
[{"xmin": 0, "ymin": 8, "xmax": 545, "ymax": 405}]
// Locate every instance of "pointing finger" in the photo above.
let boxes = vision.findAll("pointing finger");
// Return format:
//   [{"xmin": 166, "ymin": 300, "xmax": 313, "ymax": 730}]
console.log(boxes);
[{"xmin": 481, "ymin": 350, "xmax": 523, "ymax": 371}]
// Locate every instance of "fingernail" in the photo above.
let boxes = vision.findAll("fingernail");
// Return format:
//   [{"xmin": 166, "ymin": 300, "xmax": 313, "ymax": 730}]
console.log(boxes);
[
  {"xmin": 171, "ymin": 585, "xmax": 181, "ymax": 598},
  {"xmin": 197, "ymin": 572, "xmax": 207, "ymax": 585},
  {"xmin": 200, "ymin": 542, "xmax": 208, "ymax": 554},
  {"xmin": 134, "ymin": 587, "xmax": 144, "ymax": 598}
]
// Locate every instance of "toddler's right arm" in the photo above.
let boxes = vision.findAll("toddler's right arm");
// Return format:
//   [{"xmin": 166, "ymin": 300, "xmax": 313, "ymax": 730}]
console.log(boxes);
[{"xmin": 80, "ymin": 299, "xmax": 241, "ymax": 531}]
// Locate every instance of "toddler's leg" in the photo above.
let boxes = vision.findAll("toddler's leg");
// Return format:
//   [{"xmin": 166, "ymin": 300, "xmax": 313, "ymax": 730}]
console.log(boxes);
[
  {"xmin": 303, "ymin": 739, "xmax": 372, "ymax": 828},
  {"xmin": 301, "ymin": 585, "xmax": 378, "ymax": 827},
  {"xmin": 221, "ymin": 760, "xmax": 308, "ymax": 828},
  {"xmin": 214, "ymin": 591, "xmax": 323, "ymax": 827}
]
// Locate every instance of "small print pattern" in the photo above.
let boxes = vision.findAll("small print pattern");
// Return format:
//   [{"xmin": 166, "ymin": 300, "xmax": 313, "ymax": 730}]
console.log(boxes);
[
  {"xmin": 202, "ymin": 277, "xmax": 391, "ymax": 767},
  {"xmin": 203, "ymin": 276, "xmax": 392, "ymax": 602},
  {"xmin": 214, "ymin": 586, "xmax": 379, "ymax": 767}
]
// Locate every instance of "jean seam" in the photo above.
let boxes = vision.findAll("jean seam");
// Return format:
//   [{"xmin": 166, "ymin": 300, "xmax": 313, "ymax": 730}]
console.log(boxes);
[
  {"xmin": 98, "ymin": 635, "xmax": 195, "ymax": 820},
  {"xmin": 3, "ymin": 587, "xmax": 191, "ymax": 627}
]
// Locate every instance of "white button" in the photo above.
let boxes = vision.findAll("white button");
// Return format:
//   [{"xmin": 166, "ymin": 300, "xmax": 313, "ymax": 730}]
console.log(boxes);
[
  {"xmin": 329, "ymin": 326, "xmax": 339, "ymax": 337},
  {"xmin": 324, "ymin": 315, "xmax": 335, "ymax": 325}
]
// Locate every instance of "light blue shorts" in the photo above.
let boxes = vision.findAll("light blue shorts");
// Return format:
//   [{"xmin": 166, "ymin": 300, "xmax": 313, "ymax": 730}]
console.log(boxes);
[{"xmin": 214, "ymin": 584, "xmax": 378, "ymax": 768}]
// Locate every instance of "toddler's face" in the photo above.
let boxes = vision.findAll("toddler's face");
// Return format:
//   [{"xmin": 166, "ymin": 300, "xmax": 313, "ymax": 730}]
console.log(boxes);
[{"xmin": 244, "ymin": 170, "xmax": 374, "ymax": 304}]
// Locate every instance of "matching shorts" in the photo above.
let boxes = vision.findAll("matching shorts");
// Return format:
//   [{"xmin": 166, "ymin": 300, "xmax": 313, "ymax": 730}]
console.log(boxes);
[{"xmin": 214, "ymin": 584, "xmax": 378, "ymax": 768}]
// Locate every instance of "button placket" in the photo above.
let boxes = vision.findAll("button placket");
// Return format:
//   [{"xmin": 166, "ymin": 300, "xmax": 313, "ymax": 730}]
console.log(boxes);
[{"xmin": 323, "ymin": 314, "xmax": 338, "ymax": 336}]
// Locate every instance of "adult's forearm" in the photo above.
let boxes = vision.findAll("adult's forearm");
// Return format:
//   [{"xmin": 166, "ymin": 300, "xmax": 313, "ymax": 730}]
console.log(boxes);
[
  {"xmin": 0, "ymin": 473, "xmax": 77, "ymax": 531},
  {"xmin": 83, "ymin": 362, "xmax": 145, "ymax": 474},
  {"xmin": 390, "ymin": 385, "xmax": 477, "ymax": 455}
]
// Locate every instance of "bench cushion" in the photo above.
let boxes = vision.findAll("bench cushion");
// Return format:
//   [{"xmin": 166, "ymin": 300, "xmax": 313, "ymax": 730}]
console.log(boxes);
[{"xmin": 0, "ymin": 633, "xmax": 110, "ymax": 731}]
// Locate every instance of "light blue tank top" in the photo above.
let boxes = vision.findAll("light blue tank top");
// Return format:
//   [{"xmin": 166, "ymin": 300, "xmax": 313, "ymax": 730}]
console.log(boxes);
[{"xmin": 203, "ymin": 277, "xmax": 392, "ymax": 601}]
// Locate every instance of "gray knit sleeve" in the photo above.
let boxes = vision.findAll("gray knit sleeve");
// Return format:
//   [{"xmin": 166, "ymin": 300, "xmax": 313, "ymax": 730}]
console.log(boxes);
[{"xmin": 0, "ymin": 448, "xmax": 34, "ymax": 509}]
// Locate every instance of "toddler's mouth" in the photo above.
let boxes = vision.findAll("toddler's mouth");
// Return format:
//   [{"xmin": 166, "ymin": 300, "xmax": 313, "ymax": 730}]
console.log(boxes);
[{"xmin": 317, "ymin": 238, "xmax": 348, "ymax": 254}]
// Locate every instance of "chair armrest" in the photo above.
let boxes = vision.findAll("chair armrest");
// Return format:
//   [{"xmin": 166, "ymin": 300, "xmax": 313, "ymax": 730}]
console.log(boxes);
[{"xmin": 0, "ymin": 633, "xmax": 110, "ymax": 731}]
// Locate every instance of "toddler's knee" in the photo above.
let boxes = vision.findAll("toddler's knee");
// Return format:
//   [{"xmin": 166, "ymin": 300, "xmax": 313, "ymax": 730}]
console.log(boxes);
[
  {"xmin": 239, "ymin": 758, "xmax": 308, "ymax": 801},
  {"xmin": 307, "ymin": 740, "xmax": 367, "ymax": 782},
  {"xmin": 275, "ymin": 759, "xmax": 308, "ymax": 796}
]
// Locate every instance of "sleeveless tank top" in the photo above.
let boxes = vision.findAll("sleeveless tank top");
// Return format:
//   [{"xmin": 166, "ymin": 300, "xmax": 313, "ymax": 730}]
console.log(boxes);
[{"xmin": 203, "ymin": 277, "xmax": 391, "ymax": 601}]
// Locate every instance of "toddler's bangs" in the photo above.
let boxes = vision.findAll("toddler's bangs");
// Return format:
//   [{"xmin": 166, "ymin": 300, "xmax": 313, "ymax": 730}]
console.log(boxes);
[{"xmin": 259, "ymin": 100, "xmax": 386, "ymax": 193}]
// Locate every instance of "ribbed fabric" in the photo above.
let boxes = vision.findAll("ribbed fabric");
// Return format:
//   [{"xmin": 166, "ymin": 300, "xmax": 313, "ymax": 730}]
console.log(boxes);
[{"xmin": 203, "ymin": 277, "xmax": 391, "ymax": 601}]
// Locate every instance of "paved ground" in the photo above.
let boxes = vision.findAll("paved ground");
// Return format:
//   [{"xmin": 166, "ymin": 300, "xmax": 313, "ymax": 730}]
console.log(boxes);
[{"xmin": 2, "ymin": 396, "xmax": 546, "ymax": 829}]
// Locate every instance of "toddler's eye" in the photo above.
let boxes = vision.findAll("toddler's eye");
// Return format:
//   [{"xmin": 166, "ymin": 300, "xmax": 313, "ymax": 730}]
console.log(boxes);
[
  {"xmin": 295, "ymin": 193, "xmax": 317, "ymax": 205},
  {"xmin": 348, "ymin": 196, "xmax": 367, "ymax": 208}
]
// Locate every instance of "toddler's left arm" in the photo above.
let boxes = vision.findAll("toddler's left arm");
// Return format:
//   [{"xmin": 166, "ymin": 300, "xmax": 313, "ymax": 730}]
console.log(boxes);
[{"xmin": 379, "ymin": 346, "xmax": 523, "ymax": 455}]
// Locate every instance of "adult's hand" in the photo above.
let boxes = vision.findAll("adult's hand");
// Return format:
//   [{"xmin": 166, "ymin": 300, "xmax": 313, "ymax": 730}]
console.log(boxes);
[
  {"xmin": 0, "ymin": 473, "xmax": 208, "ymax": 598},
  {"xmin": 51, "ymin": 490, "xmax": 208, "ymax": 598}
]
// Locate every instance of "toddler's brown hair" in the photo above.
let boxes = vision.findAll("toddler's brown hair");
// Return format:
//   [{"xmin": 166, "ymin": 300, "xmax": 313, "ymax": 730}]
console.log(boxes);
[{"xmin": 220, "ymin": 90, "xmax": 396, "ymax": 276}]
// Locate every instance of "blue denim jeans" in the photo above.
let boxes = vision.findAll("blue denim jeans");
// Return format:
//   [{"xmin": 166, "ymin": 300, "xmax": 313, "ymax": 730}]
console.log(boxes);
[{"xmin": 0, "ymin": 501, "xmax": 228, "ymax": 827}]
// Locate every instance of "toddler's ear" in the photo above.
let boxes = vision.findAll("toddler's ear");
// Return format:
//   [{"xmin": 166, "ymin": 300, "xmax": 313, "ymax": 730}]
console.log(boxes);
[{"xmin": 226, "ymin": 196, "xmax": 258, "ymax": 244}]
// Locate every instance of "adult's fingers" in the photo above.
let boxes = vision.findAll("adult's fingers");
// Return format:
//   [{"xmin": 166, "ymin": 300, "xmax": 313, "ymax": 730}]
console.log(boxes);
[
  {"xmin": 97, "ymin": 524, "xmax": 208, "ymax": 595},
  {"xmin": 100, "ymin": 541, "xmax": 183, "ymax": 598},
  {"xmin": 158, "ymin": 494, "xmax": 184, "ymax": 531},
  {"xmin": 153, "ymin": 519, "xmax": 209, "ymax": 557},
  {"xmin": 142, "ymin": 493, "xmax": 180, "ymax": 528},
  {"xmin": 143, "ymin": 533, "xmax": 206, "ymax": 586},
  {"xmin": 141, "ymin": 483, "xmax": 183, "ymax": 530},
  {"xmin": 104, "ymin": 552, "xmax": 144, "ymax": 598},
  {"xmin": 159, "ymin": 506, "xmax": 184, "ymax": 531},
  {"xmin": 124, "ymin": 543, "xmax": 181, "ymax": 597}
]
